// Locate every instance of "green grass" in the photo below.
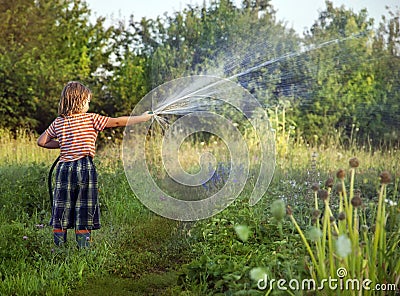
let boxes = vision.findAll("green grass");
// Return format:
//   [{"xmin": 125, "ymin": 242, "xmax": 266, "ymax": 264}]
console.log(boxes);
[
  {"xmin": 1, "ymin": 129, "xmax": 399, "ymax": 295},
  {"xmin": 0, "ymin": 133, "xmax": 190, "ymax": 295},
  {"xmin": 72, "ymin": 271, "xmax": 180, "ymax": 296}
]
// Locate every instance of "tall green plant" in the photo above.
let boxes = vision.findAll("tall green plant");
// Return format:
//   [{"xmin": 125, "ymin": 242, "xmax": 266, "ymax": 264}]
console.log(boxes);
[{"xmin": 288, "ymin": 157, "xmax": 400, "ymax": 295}]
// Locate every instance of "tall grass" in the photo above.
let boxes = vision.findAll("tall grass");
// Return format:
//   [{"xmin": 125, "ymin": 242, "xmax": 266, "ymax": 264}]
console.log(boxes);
[
  {"xmin": 0, "ymin": 128, "xmax": 59, "ymax": 164},
  {"xmin": 0, "ymin": 129, "xmax": 189, "ymax": 295}
]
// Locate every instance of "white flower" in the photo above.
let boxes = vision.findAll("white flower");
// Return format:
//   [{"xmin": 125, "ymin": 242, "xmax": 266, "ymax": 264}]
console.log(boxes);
[{"xmin": 385, "ymin": 199, "xmax": 398, "ymax": 207}]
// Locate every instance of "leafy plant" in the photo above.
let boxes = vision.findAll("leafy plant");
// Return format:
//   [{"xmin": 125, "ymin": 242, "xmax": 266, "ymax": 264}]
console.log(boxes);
[{"xmin": 287, "ymin": 157, "xmax": 400, "ymax": 295}]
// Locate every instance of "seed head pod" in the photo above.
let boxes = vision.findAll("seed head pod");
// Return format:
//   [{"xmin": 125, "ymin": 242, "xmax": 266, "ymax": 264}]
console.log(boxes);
[
  {"xmin": 317, "ymin": 189, "xmax": 329, "ymax": 201},
  {"xmin": 330, "ymin": 216, "xmax": 335, "ymax": 223},
  {"xmin": 335, "ymin": 182, "xmax": 343, "ymax": 193},
  {"xmin": 325, "ymin": 177, "xmax": 334, "ymax": 188},
  {"xmin": 311, "ymin": 183, "xmax": 320, "ymax": 192},
  {"xmin": 351, "ymin": 195, "xmax": 362, "ymax": 207},
  {"xmin": 336, "ymin": 169, "xmax": 346, "ymax": 180},
  {"xmin": 286, "ymin": 205, "xmax": 293, "ymax": 216},
  {"xmin": 349, "ymin": 157, "xmax": 360, "ymax": 168},
  {"xmin": 338, "ymin": 212, "xmax": 346, "ymax": 221},
  {"xmin": 312, "ymin": 209, "xmax": 321, "ymax": 218},
  {"xmin": 379, "ymin": 171, "xmax": 391, "ymax": 184}
]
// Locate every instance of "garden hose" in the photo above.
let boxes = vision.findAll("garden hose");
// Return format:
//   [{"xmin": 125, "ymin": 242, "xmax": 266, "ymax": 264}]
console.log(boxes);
[{"xmin": 48, "ymin": 156, "xmax": 60, "ymax": 206}]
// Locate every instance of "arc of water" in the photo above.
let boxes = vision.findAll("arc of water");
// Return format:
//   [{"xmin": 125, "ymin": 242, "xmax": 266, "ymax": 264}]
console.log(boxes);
[{"xmin": 153, "ymin": 33, "xmax": 363, "ymax": 115}]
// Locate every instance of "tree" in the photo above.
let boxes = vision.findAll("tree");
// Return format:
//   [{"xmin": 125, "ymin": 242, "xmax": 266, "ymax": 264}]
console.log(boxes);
[
  {"xmin": 294, "ymin": 1, "xmax": 376, "ymax": 145},
  {"xmin": 367, "ymin": 7, "xmax": 400, "ymax": 146},
  {"xmin": 0, "ymin": 0, "xmax": 114, "ymax": 132}
]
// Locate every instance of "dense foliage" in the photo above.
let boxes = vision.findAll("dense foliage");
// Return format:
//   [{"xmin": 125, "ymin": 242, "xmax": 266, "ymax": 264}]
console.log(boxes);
[{"xmin": 0, "ymin": 0, "xmax": 399, "ymax": 147}]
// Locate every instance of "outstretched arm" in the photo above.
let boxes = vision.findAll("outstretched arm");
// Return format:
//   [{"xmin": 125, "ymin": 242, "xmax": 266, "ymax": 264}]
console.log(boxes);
[
  {"xmin": 37, "ymin": 132, "xmax": 60, "ymax": 149},
  {"xmin": 105, "ymin": 111, "xmax": 153, "ymax": 128}
]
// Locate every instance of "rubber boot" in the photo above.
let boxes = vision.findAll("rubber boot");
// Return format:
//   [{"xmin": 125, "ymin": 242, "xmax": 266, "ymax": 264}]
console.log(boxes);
[
  {"xmin": 53, "ymin": 229, "xmax": 67, "ymax": 246},
  {"xmin": 75, "ymin": 230, "xmax": 91, "ymax": 248}
]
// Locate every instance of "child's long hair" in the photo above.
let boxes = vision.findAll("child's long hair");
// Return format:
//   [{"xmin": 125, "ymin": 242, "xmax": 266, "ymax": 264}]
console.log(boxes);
[{"xmin": 58, "ymin": 81, "xmax": 92, "ymax": 116}]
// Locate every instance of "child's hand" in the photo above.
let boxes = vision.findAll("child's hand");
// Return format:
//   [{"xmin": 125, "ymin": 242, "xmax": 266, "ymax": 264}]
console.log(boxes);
[{"xmin": 141, "ymin": 111, "xmax": 154, "ymax": 122}]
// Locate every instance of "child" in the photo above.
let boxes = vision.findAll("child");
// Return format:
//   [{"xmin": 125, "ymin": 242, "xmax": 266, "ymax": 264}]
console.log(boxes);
[{"xmin": 37, "ymin": 81, "xmax": 153, "ymax": 248}]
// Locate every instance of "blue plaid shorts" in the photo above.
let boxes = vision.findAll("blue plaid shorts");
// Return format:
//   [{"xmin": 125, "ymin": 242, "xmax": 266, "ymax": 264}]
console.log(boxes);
[{"xmin": 50, "ymin": 156, "xmax": 101, "ymax": 230}]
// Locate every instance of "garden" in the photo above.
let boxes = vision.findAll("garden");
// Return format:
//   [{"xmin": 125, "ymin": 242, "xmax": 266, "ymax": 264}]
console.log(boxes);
[{"xmin": 1, "ymin": 0, "xmax": 400, "ymax": 295}]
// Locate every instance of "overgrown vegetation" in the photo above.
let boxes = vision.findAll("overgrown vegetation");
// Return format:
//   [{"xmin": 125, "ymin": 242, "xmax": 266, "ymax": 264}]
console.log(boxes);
[{"xmin": 1, "ymin": 129, "xmax": 399, "ymax": 295}]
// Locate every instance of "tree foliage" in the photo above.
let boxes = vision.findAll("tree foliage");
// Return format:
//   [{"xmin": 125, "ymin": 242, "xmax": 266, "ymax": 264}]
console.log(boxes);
[
  {"xmin": 0, "ymin": 0, "xmax": 114, "ymax": 131},
  {"xmin": 0, "ymin": 0, "xmax": 399, "ymax": 147}
]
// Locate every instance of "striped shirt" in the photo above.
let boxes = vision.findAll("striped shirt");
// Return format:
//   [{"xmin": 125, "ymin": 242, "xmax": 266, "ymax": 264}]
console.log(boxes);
[{"xmin": 45, "ymin": 113, "xmax": 110, "ymax": 162}]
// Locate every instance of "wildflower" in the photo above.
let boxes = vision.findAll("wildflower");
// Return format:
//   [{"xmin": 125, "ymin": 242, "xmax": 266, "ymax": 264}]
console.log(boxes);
[
  {"xmin": 336, "ymin": 235, "xmax": 352, "ymax": 258},
  {"xmin": 379, "ymin": 171, "xmax": 391, "ymax": 184},
  {"xmin": 35, "ymin": 224, "xmax": 44, "ymax": 229},
  {"xmin": 317, "ymin": 189, "xmax": 329, "ymax": 201},
  {"xmin": 336, "ymin": 169, "xmax": 346, "ymax": 180},
  {"xmin": 325, "ymin": 177, "xmax": 334, "ymax": 188},
  {"xmin": 349, "ymin": 157, "xmax": 359, "ymax": 168},
  {"xmin": 271, "ymin": 199, "xmax": 286, "ymax": 220},
  {"xmin": 23, "ymin": 236, "xmax": 28, "ymax": 240},
  {"xmin": 385, "ymin": 199, "xmax": 398, "ymax": 207}
]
